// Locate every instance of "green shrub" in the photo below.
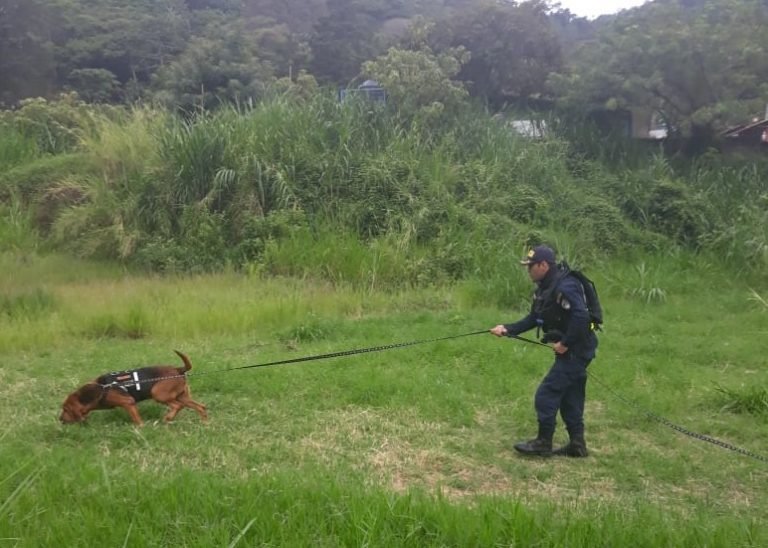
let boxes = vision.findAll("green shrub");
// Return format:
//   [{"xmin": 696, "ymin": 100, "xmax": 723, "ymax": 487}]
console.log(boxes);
[
  {"xmin": 0, "ymin": 126, "xmax": 39, "ymax": 172},
  {"xmin": 279, "ymin": 314, "xmax": 331, "ymax": 343},
  {"xmin": 261, "ymin": 226, "xmax": 395, "ymax": 287},
  {"xmin": 0, "ymin": 199, "xmax": 40, "ymax": 252},
  {"xmin": 81, "ymin": 305, "xmax": 150, "ymax": 339},
  {"xmin": 699, "ymin": 193, "xmax": 768, "ymax": 268},
  {"xmin": 0, "ymin": 154, "xmax": 91, "ymax": 205},
  {"xmin": 624, "ymin": 262, "xmax": 668, "ymax": 304},
  {"xmin": 715, "ymin": 385, "xmax": 768, "ymax": 417},
  {"xmin": 234, "ymin": 209, "xmax": 308, "ymax": 262},
  {"xmin": 646, "ymin": 180, "xmax": 709, "ymax": 245},
  {"xmin": 0, "ymin": 288, "xmax": 56, "ymax": 320},
  {"xmin": 749, "ymin": 288, "xmax": 768, "ymax": 311},
  {"xmin": 133, "ymin": 207, "xmax": 229, "ymax": 273},
  {"xmin": 49, "ymin": 176, "xmax": 135, "ymax": 259},
  {"xmin": 0, "ymin": 94, "xmax": 110, "ymax": 155},
  {"xmin": 566, "ymin": 198, "xmax": 632, "ymax": 252}
]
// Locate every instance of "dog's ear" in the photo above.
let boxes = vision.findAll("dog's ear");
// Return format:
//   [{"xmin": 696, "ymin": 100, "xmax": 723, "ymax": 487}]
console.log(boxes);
[{"xmin": 77, "ymin": 383, "xmax": 104, "ymax": 405}]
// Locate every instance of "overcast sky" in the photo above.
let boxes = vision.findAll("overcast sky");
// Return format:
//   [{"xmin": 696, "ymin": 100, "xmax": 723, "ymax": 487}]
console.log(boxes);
[{"xmin": 555, "ymin": 0, "xmax": 651, "ymax": 19}]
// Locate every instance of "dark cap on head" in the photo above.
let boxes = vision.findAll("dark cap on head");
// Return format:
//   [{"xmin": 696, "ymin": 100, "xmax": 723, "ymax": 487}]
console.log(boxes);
[{"xmin": 520, "ymin": 245, "xmax": 556, "ymax": 265}]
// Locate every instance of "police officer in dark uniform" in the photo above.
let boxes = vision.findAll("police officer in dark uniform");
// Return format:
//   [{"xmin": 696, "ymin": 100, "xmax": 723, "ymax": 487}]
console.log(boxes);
[{"xmin": 491, "ymin": 245, "xmax": 597, "ymax": 457}]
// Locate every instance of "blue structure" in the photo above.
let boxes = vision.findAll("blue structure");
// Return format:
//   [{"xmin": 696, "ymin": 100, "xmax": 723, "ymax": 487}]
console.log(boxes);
[{"xmin": 338, "ymin": 80, "xmax": 387, "ymax": 103}]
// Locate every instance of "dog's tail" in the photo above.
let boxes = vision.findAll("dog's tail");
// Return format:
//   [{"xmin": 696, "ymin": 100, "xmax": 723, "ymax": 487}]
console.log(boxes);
[{"xmin": 174, "ymin": 350, "xmax": 192, "ymax": 373}]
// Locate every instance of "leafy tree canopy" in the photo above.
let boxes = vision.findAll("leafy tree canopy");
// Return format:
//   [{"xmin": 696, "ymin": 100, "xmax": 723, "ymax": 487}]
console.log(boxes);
[
  {"xmin": 52, "ymin": 0, "xmax": 191, "ymax": 94},
  {"xmin": 309, "ymin": 0, "xmax": 408, "ymax": 85},
  {"xmin": 0, "ymin": 0, "xmax": 57, "ymax": 105},
  {"xmin": 362, "ymin": 45, "xmax": 469, "ymax": 116},
  {"xmin": 551, "ymin": 0, "xmax": 768, "ymax": 142},
  {"xmin": 152, "ymin": 25, "xmax": 274, "ymax": 112},
  {"xmin": 409, "ymin": 0, "xmax": 563, "ymax": 106}
]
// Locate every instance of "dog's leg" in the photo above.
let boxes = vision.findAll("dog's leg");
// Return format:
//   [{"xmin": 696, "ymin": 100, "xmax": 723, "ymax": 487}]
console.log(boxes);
[
  {"xmin": 151, "ymin": 381, "xmax": 207, "ymax": 423},
  {"xmin": 103, "ymin": 390, "xmax": 144, "ymax": 425},
  {"xmin": 162, "ymin": 401, "xmax": 185, "ymax": 422},
  {"xmin": 118, "ymin": 402, "xmax": 144, "ymax": 426},
  {"xmin": 177, "ymin": 389, "xmax": 208, "ymax": 422}
]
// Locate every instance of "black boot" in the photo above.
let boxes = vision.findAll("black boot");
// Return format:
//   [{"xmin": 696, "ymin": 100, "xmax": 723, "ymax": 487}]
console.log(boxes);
[
  {"xmin": 514, "ymin": 437, "xmax": 553, "ymax": 456},
  {"xmin": 514, "ymin": 425, "xmax": 553, "ymax": 456},
  {"xmin": 553, "ymin": 437, "xmax": 588, "ymax": 458}
]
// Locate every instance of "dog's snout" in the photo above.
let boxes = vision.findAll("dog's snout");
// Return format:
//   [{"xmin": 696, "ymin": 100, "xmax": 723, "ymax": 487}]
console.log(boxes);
[{"xmin": 59, "ymin": 408, "xmax": 80, "ymax": 424}]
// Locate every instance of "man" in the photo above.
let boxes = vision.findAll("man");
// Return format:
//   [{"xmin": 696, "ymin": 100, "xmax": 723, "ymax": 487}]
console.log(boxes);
[{"xmin": 490, "ymin": 245, "xmax": 598, "ymax": 457}]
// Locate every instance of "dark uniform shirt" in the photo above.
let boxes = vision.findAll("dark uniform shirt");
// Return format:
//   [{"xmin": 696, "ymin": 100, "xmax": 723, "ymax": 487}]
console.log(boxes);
[{"xmin": 503, "ymin": 267, "xmax": 598, "ymax": 360}]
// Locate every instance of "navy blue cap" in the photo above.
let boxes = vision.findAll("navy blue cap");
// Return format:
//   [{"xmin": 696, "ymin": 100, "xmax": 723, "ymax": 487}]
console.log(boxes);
[{"xmin": 520, "ymin": 245, "xmax": 556, "ymax": 265}]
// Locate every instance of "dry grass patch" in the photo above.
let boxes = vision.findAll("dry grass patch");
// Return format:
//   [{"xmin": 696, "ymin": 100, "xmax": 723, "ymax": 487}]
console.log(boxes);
[{"xmin": 297, "ymin": 405, "xmax": 625, "ymax": 502}]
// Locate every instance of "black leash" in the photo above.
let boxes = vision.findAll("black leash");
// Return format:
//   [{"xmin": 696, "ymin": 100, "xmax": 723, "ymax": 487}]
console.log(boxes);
[
  {"xmin": 104, "ymin": 329, "xmax": 489, "ymax": 388},
  {"xmin": 588, "ymin": 374, "xmax": 768, "ymax": 464},
  {"xmin": 206, "ymin": 329, "xmax": 489, "ymax": 374},
  {"xmin": 506, "ymin": 333, "xmax": 768, "ymax": 464}
]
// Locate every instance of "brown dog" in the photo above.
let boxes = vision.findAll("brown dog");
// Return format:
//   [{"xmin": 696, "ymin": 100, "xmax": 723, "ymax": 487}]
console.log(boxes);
[{"xmin": 59, "ymin": 350, "xmax": 207, "ymax": 426}]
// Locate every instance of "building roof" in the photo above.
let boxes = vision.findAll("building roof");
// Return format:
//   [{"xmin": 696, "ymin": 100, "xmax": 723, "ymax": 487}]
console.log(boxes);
[{"xmin": 721, "ymin": 118, "xmax": 768, "ymax": 138}]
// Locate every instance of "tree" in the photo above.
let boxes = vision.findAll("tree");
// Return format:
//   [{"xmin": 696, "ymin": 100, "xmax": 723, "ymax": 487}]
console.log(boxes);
[
  {"xmin": 242, "ymin": 0, "xmax": 328, "ymax": 34},
  {"xmin": 0, "ymin": 0, "xmax": 56, "ymax": 104},
  {"xmin": 547, "ymin": 7, "xmax": 596, "ymax": 50},
  {"xmin": 422, "ymin": 0, "xmax": 563, "ymax": 106},
  {"xmin": 362, "ymin": 45, "xmax": 469, "ymax": 116},
  {"xmin": 184, "ymin": 0, "xmax": 240, "ymax": 12},
  {"xmin": 550, "ymin": 0, "xmax": 768, "ymax": 148},
  {"xmin": 248, "ymin": 19, "xmax": 312, "ymax": 78},
  {"xmin": 309, "ymin": 0, "xmax": 407, "ymax": 85},
  {"xmin": 66, "ymin": 68, "xmax": 121, "ymax": 102},
  {"xmin": 310, "ymin": 0, "xmax": 377, "ymax": 85},
  {"xmin": 52, "ymin": 0, "xmax": 191, "ymax": 99},
  {"xmin": 151, "ymin": 27, "xmax": 274, "ymax": 112}
]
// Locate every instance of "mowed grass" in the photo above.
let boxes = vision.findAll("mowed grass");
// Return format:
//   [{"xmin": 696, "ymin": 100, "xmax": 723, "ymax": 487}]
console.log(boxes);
[{"xmin": 1, "ymin": 253, "xmax": 767, "ymax": 546}]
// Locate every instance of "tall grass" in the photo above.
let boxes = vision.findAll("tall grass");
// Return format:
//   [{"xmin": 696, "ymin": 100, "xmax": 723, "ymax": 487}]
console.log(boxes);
[
  {"xmin": 0, "ymin": 197, "xmax": 40, "ymax": 252},
  {"xmin": 78, "ymin": 105, "xmax": 166, "ymax": 183},
  {"xmin": 0, "ymin": 127, "xmax": 39, "ymax": 172},
  {"xmin": 716, "ymin": 385, "xmax": 768, "ymax": 416},
  {"xmin": 2, "ymin": 93, "xmax": 768, "ymax": 282}
]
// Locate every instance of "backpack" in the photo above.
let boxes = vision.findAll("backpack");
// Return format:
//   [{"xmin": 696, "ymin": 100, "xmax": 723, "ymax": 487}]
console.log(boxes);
[{"xmin": 560, "ymin": 262, "xmax": 603, "ymax": 330}]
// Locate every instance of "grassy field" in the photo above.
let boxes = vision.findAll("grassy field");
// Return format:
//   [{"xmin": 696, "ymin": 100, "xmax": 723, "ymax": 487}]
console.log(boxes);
[{"xmin": 1, "ymin": 251, "xmax": 767, "ymax": 546}]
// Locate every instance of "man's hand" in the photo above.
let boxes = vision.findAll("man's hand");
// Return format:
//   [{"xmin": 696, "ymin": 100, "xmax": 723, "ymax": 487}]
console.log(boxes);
[
  {"xmin": 490, "ymin": 325, "xmax": 508, "ymax": 337},
  {"xmin": 552, "ymin": 341, "xmax": 568, "ymax": 354}
]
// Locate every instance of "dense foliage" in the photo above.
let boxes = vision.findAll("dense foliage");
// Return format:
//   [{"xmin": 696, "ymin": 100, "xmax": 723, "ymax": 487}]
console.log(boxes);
[
  {"xmin": 1, "ymin": 93, "xmax": 766, "ymax": 291},
  {"xmin": 4, "ymin": 0, "xmax": 767, "ymax": 139},
  {"xmin": 552, "ymin": 0, "xmax": 768, "ymax": 146}
]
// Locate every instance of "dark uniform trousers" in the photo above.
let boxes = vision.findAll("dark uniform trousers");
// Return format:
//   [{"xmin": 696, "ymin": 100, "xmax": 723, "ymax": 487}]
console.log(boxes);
[{"xmin": 535, "ymin": 353, "xmax": 591, "ymax": 440}]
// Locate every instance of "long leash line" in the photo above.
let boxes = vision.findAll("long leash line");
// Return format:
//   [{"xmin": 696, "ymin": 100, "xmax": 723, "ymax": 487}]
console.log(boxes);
[
  {"xmin": 587, "ymin": 374, "xmax": 768, "ymax": 464},
  {"xmin": 103, "ymin": 329, "xmax": 489, "ymax": 388},
  {"xmin": 510, "ymin": 333, "xmax": 768, "ymax": 464},
  {"xmin": 204, "ymin": 329, "xmax": 490, "ymax": 374}
]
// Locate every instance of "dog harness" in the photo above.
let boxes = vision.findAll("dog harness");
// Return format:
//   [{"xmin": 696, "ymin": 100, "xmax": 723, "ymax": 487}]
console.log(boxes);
[{"xmin": 96, "ymin": 369, "xmax": 157, "ymax": 402}]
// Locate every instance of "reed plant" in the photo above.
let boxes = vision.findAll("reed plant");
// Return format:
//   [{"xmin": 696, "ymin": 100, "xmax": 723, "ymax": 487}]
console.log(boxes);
[
  {"xmin": 0, "ymin": 127, "xmax": 39, "ymax": 172},
  {"xmin": 2, "ymin": 92, "xmax": 768, "ymax": 283},
  {"xmin": 0, "ymin": 197, "xmax": 40, "ymax": 252}
]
